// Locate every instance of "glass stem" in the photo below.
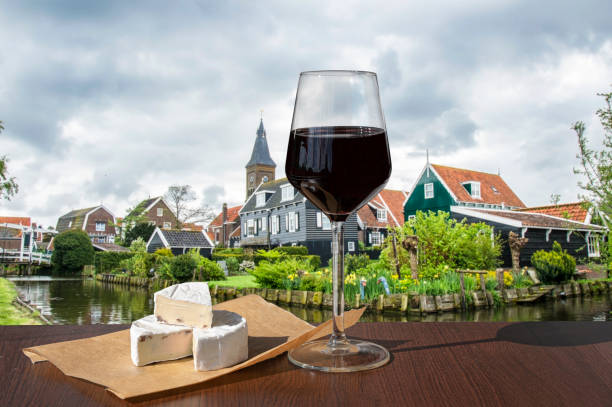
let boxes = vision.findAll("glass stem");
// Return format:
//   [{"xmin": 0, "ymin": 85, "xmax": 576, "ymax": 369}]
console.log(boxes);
[{"xmin": 329, "ymin": 220, "xmax": 348, "ymax": 349}]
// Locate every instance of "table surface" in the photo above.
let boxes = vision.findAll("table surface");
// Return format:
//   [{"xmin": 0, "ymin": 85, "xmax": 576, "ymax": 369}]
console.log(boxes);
[{"xmin": 1, "ymin": 322, "xmax": 611, "ymax": 406}]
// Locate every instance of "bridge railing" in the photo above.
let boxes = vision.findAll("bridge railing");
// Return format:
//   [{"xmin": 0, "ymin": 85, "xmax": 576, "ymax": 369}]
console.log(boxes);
[{"xmin": 0, "ymin": 249, "xmax": 52, "ymax": 264}]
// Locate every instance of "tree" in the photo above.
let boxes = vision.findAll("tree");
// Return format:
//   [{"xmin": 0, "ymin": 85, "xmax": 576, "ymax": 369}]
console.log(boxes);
[
  {"xmin": 573, "ymin": 88, "xmax": 612, "ymax": 223},
  {"xmin": 123, "ymin": 221, "xmax": 155, "ymax": 247},
  {"xmin": 51, "ymin": 230, "xmax": 95, "ymax": 274},
  {"xmin": 0, "ymin": 121, "xmax": 19, "ymax": 201},
  {"xmin": 164, "ymin": 184, "xmax": 215, "ymax": 229},
  {"xmin": 113, "ymin": 202, "xmax": 149, "ymax": 245}
]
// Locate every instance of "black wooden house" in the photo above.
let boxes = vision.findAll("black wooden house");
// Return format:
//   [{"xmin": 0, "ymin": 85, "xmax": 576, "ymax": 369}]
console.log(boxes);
[
  {"xmin": 239, "ymin": 178, "xmax": 360, "ymax": 263},
  {"xmin": 146, "ymin": 227, "xmax": 214, "ymax": 258}
]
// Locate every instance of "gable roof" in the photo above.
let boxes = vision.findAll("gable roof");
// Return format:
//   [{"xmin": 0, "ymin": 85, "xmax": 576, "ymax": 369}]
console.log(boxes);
[
  {"xmin": 240, "ymin": 178, "xmax": 303, "ymax": 214},
  {"xmin": 56, "ymin": 206, "xmax": 98, "ymax": 231},
  {"xmin": 157, "ymin": 229, "xmax": 213, "ymax": 248},
  {"xmin": 431, "ymin": 164, "xmax": 525, "ymax": 208},
  {"xmin": 452, "ymin": 206, "xmax": 605, "ymax": 232},
  {"xmin": 357, "ymin": 189, "xmax": 407, "ymax": 228},
  {"xmin": 0, "ymin": 216, "xmax": 31, "ymax": 227},
  {"xmin": 129, "ymin": 196, "xmax": 175, "ymax": 217},
  {"xmin": 92, "ymin": 243, "xmax": 130, "ymax": 252},
  {"xmin": 208, "ymin": 205, "xmax": 243, "ymax": 229},
  {"xmin": 515, "ymin": 202, "xmax": 590, "ymax": 223},
  {"xmin": 246, "ymin": 119, "xmax": 276, "ymax": 168}
]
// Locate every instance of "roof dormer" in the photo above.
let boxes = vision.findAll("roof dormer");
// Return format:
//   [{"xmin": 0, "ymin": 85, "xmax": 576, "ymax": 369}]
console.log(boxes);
[{"xmin": 462, "ymin": 181, "xmax": 481, "ymax": 199}]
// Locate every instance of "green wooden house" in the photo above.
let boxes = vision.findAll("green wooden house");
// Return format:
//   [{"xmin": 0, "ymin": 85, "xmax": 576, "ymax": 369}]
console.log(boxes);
[{"xmin": 404, "ymin": 163, "xmax": 526, "ymax": 220}]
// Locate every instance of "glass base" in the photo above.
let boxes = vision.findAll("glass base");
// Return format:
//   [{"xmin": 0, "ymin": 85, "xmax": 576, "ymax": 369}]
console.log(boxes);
[{"xmin": 288, "ymin": 339, "xmax": 390, "ymax": 372}]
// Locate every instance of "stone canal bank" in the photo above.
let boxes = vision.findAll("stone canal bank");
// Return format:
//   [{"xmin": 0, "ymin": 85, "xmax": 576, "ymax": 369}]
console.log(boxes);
[{"xmin": 95, "ymin": 273, "xmax": 612, "ymax": 315}]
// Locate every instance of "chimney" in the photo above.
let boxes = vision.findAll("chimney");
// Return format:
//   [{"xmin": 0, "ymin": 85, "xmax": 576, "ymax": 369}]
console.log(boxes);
[{"xmin": 222, "ymin": 203, "xmax": 228, "ymax": 246}]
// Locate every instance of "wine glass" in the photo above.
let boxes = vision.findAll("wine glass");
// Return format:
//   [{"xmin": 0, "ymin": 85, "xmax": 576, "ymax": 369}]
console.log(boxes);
[{"xmin": 285, "ymin": 70, "xmax": 391, "ymax": 372}]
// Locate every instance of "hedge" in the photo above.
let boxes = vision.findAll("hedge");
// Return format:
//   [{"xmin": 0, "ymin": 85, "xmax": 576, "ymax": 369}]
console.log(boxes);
[
  {"xmin": 212, "ymin": 253, "xmax": 246, "ymax": 263},
  {"xmin": 273, "ymin": 246, "xmax": 308, "ymax": 255},
  {"xmin": 253, "ymin": 253, "xmax": 320, "ymax": 269},
  {"xmin": 94, "ymin": 252, "xmax": 134, "ymax": 274}
]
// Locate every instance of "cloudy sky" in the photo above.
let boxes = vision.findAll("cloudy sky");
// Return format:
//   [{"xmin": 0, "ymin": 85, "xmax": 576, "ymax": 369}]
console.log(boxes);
[{"xmin": 1, "ymin": 1, "xmax": 611, "ymax": 227}]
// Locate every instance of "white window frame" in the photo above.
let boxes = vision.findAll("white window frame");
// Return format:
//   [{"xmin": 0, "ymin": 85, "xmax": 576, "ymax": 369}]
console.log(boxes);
[
  {"xmin": 371, "ymin": 231, "xmax": 382, "ymax": 246},
  {"xmin": 247, "ymin": 219, "xmax": 255, "ymax": 237},
  {"xmin": 321, "ymin": 213, "xmax": 331, "ymax": 230},
  {"xmin": 261, "ymin": 216, "xmax": 267, "ymax": 232},
  {"xmin": 376, "ymin": 208, "xmax": 387, "ymax": 222},
  {"xmin": 256, "ymin": 193, "xmax": 266, "ymax": 207},
  {"xmin": 157, "ymin": 207, "xmax": 163, "ymax": 217},
  {"xmin": 471, "ymin": 182, "xmax": 481, "ymax": 199},
  {"xmin": 347, "ymin": 241, "xmax": 355, "ymax": 252},
  {"xmin": 163, "ymin": 222, "xmax": 171, "ymax": 229},
  {"xmin": 281, "ymin": 185, "xmax": 294, "ymax": 202},
  {"xmin": 68, "ymin": 221, "xmax": 72, "ymax": 228},
  {"xmin": 424, "ymin": 183, "xmax": 434, "ymax": 199},
  {"xmin": 587, "ymin": 234, "xmax": 600, "ymax": 258},
  {"xmin": 95, "ymin": 221, "xmax": 106, "ymax": 232},
  {"xmin": 316, "ymin": 212, "xmax": 322, "ymax": 227}
]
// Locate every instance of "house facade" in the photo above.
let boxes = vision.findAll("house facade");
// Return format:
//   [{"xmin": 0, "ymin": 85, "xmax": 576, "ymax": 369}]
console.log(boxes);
[
  {"xmin": 450, "ymin": 206, "xmax": 606, "ymax": 266},
  {"xmin": 356, "ymin": 189, "xmax": 407, "ymax": 247},
  {"xmin": 130, "ymin": 196, "xmax": 178, "ymax": 229},
  {"xmin": 404, "ymin": 163, "xmax": 525, "ymax": 220},
  {"xmin": 56, "ymin": 206, "xmax": 117, "ymax": 243},
  {"xmin": 239, "ymin": 178, "xmax": 359, "ymax": 263}
]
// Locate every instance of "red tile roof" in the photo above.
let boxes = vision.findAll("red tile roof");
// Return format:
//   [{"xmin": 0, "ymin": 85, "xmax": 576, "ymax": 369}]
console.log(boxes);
[
  {"xmin": 208, "ymin": 205, "xmax": 243, "ymax": 229},
  {"xmin": 515, "ymin": 202, "xmax": 590, "ymax": 223},
  {"xmin": 357, "ymin": 189, "xmax": 407, "ymax": 228},
  {"xmin": 182, "ymin": 223, "xmax": 204, "ymax": 232},
  {"xmin": 0, "ymin": 216, "xmax": 31, "ymax": 227},
  {"xmin": 431, "ymin": 164, "xmax": 525, "ymax": 208}
]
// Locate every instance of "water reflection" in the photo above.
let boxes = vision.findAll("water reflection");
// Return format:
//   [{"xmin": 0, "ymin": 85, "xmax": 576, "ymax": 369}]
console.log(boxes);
[{"xmin": 8, "ymin": 276, "xmax": 611, "ymax": 325}]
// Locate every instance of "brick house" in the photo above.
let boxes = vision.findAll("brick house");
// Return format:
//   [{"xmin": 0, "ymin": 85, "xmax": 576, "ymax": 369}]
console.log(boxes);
[
  {"xmin": 207, "ymin": 203, "xmax": 243, "ymax": 247},
  {"xmin": 129, "ymin": 196, "xmax": 178, "ymax": 229},
  {"xmin": 56, "ymin": 206, "xmax": 117, "ymax": 243},
  {"xmin": 356, "ymin": 189, "xmax": 408, "ymax": 247}
]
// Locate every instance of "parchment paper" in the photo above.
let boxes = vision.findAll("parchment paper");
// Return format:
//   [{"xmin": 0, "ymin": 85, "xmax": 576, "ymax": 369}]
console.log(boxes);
[{"xmin": 23, "ymin": 295, "xmax": 365, "ymax": 400}]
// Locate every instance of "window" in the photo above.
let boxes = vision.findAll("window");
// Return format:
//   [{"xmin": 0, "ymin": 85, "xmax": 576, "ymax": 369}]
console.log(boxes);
[
  {"xmin": 157, "ymin": 208, "xmax": 163, "ymax": 217},
  {"xmin": 215, "ymin": 231, "xmax": 220, "ymax": 243},
  {"xmin": 316, "ymin": 211, "xmax": 331, "ymax": 230},
  {"xmin": 163, "ymin": 222, "xmax": 171, "ymax": 229},
  {"xmin": 262, "ymin": 175, "xmax": 269, "ymax": 182},
  {"xmin": 587, "ymin": 234, "xmax": 600, "ymax": 257},
  {"xmin": 68, "ymin": 221, "xmax": 72, "ymax": 228},
  {"xmin": 95, "ymin": 222, "xmax": 106, "ymax": 232},
  {"xmin": 376, "ymin": 208, "xmax": 387, "ymax": 222},
  {"xmin": 491, "ymin": 185, "xmax": 499, "ymax": 194},
  {"xmin": 287, "ymin": 212, "xmax": 299, "ymax": 233},
  {"xmin": 471, "ymin": 182, "xmax": 481, "ymax": 199},
  {"xmin": 347, "ymin": 241, "xmax": 355, "ymax": 252},
  {"xmin": 243, "ymin": 222, "xmax": 247, "ymax": 237},
  {"xmin": 271, "ymin": 215, "xmax": 280, "ymax": 234},
  {"xmin": 261, "ymin": 216, "xmax": 267, "ymax": 232},
  {"xmin": 370, "ymin": 231, "xmax": 382, "ymax": 246},
  {"xmin": 424, "ymin": 183, "xmax": 434, "ymax": 199},
  {"xmin": 256, "ymin": 193, "xmax": 266, "ymax": 207},
  {"xmin": 247, "ymin": 219, "xmax": 255, "ymax": 236},
  {"xmin": 281, "ymin": 185, "xmax": 294, "ymax": 201}
]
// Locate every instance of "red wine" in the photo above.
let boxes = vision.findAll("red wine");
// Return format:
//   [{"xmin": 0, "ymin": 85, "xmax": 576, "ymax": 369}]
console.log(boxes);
[{"xmin": 286, "ymin": 126, "xmax": 391, "ymax": 221}]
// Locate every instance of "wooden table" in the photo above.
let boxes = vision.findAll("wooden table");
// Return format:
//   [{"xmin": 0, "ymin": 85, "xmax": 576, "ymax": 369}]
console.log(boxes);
[{"xmin": 1, "ymin": 322, "xmax": 611, "ymax": 406}]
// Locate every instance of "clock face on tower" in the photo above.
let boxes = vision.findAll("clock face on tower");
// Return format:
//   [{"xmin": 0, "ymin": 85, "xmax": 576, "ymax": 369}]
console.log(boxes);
[
  {"xmin": 262, "ymin": 175, "xmax": 268, "ymax": 182},
  {"xmin": 249, "ymin": 174, "xmax": 255, "ymax": 185}
]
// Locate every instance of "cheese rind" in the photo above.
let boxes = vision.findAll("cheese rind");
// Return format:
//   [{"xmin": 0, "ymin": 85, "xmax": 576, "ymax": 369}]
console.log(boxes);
[
  {"xmin": 130, "ymin": 315, "xmax": 193, "ymax": 367},
  {"xmin": 193, "ymin": 310, "xmax": 249, "ymax": 371},
  {"xmin": 154, "ymin": 282, "xmax": 213, "ymax": 328}
]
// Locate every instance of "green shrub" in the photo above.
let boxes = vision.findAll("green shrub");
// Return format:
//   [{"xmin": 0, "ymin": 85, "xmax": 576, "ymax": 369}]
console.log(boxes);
[
  {"xmin": 170, "ymin": 254, "xmax": 197, "ymax": 282},
  {"xmin": 212, "ymin": 253, "xmax": 245, "ymax": 263},
  {"xmin": 213, "ymin": 247, "xmax": 244, "ymax": 255},
  {"xmin": 250, "ymin": 259, "xmax": 313, "ymax": 289},
  {"xmin": 531, "ymin": 241, "xmax": 576, "ymax": 283},
  {"xmin": 344, "ymin": 253, "xmax": 370, "ymax": 274},
  {"xmin": 154, "ymin": 248, "xmax": 174, "ymax": 258},
  {"xmin": 51, "ymin": 230, "xmax": 95, "ymax": 274},
  {"xmin": 94, "ymin": 251, "xmax": 134, "ymax": 274},
  {"xmin": 225, "ymin": 256, "xmax": 240, "ymax": 275},
  {"xmin": 199, "ymin": 258, "xmax": 226, "ymax": 281},
  {"xmin": 273, "ymin": 246, "xmax": 308, "ymax": 255},
  {"xmin": 124, "ymin": 222, "xmax": 155, "ymax": 247}
]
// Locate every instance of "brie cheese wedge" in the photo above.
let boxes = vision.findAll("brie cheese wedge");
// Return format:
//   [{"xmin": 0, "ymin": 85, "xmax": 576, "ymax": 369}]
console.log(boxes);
[
  {"xmin": 130, "ymin": 315, "xmax": 193, "ymax": 367},
  {"xmin": 154, "ymin": 282, "xmax": 213, "ymax": 328},
  {"xmin": 193, "ymin": 310, "xmax": 249, "ymax": 371}
]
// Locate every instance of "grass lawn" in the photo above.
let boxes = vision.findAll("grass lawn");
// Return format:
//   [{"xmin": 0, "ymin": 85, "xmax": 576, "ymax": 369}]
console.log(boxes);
[
  {"xmin": 208, "ymin": 274, "xmax": 259, "ymax": 288},
  {"xmin": 0, "ymin": 278, "xmax": 42, "ymax": 325}
]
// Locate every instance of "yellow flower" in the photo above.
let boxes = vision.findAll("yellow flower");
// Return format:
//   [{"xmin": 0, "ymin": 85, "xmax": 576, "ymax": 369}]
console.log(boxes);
[{"xmin": 391, "ymin": 274, "xmax": 398, "ymax": 280}]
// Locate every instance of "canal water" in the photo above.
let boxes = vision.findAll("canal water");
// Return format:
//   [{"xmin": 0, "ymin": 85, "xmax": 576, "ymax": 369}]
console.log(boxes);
[{"xmin": 8, "ymin": 276, "xmax": 612, "ymax": 324}]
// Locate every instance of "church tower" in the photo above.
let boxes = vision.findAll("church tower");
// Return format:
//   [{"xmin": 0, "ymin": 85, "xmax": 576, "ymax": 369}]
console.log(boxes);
[{"xmin": 246, "ymin": 118, "xmax": 276, "ymax": 200}]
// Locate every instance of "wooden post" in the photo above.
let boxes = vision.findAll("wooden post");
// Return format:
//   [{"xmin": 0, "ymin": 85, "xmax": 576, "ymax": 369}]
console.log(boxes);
[
  {"xmin": 391, "ymin": 231, "xmax": 402, "ymax": 280},
  {"xmin": 479, "ymin": 274, "xmax": 486, "ymax": 292},
  {"xmin": 459, "ymin": 272, "xmax": 466, "ymax": 309},
  {"xmin": 497, "ymin": 269, "xmax": 504, "ymax": 291}
]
